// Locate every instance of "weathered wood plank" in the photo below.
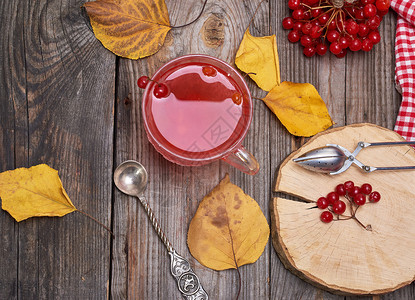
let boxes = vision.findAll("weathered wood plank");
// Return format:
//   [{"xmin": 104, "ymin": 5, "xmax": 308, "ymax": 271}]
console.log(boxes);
[
  {"xmin": 112, "ymin": 0, "xmax": 271, "ymax": 299},
  {"xmin": 270, "ymin": 0, "xmax": 344, "ymax": 299},
  {"xmin": 1, "ymin": 0, "xmax": 115, "ymax": 298},
  {"xmin": 1, "ymin": 1, "xmax": 31, "ymax": 299}
]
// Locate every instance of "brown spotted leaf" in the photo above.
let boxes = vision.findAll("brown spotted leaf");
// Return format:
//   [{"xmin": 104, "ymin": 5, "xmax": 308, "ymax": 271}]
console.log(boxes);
[
  {"xmin": 84, "ymin": 0, "xmax": 171, "ymax": 59},
  {"xmin": 187, "ymin": 174, "xmax": 269, "ymax": 271}
]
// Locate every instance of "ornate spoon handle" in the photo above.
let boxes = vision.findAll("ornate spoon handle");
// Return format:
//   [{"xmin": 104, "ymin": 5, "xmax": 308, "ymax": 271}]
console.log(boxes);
[
  {"xmin": 138, "ymin": 196, "xmax": 209, "ymax": 299},
  {"xmin": 169, "ymin": 250, "xmax": 209, "ymax": 299}
]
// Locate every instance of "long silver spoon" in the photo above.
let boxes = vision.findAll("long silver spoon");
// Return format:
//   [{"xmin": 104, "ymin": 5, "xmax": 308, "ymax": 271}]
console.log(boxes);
[{"xmin": 114, "ymin": 160, "xmax": 208, "ymax": 300}]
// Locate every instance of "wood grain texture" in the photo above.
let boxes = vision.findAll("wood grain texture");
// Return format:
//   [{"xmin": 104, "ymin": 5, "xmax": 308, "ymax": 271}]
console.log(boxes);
[
  {"xmin": 1, "ymin": 0, "xmax": 114, "ymax": 298},
  {"xmin": 1, "ymin": 0, "xmax": 414, "ymax": 299}
]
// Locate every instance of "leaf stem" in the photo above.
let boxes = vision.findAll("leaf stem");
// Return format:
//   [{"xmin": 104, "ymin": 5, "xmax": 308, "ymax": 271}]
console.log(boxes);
[
  {"xmin": 235, "ymin": 265, "xmax": 241, "ymax": 300},
  {"xmin": 245, "ymin": 0, "xmax": 267, "ymax": 32},
  {"xmin": 76, "ymin": 209, "xmax": 114, "ymax": 238},
  {"xmin": 171, "ymin": 0, "xmax": 208, "ymax": 29}
]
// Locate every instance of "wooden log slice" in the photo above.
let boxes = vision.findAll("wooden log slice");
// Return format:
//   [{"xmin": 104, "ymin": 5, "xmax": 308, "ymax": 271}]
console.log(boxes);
[{"xmin": 271, "ymin": 123, "xmax": 415, "ymax": 295}]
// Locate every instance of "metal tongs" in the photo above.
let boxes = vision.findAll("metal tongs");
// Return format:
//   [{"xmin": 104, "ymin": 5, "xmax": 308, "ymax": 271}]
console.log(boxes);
[{"xmin": 293, "ymin": 141, "xmax": 415, "ymax": 175}]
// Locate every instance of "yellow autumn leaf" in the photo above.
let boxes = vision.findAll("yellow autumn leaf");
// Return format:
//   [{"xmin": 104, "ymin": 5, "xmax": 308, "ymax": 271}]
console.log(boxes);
[
  {"xmin": 263, "ymin": 81, "xmax": 334, "ymax": 137},
  {"xmin": 235, "ymin": 29, "xmax": 280, "ymax": 91},
  {"xmin": 84, "ymin": 0, "xmax": 171, "ymax": 59},
  {"xmin": 0, "ymin": 164, "xmax": 76, "ymax": 222},
  {"xmin": 187, "ymin": 174, "xmax": 269, "ymax": 271}
]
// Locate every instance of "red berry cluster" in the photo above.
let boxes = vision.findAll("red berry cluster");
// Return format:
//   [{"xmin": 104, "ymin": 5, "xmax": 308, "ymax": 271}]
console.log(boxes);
[
  {"xmin": 282, "ymin": 0, "xmax": 391, "ymax": 57},
  {"xmin": 137, "ymin": 75, "xmax": 169, "ymax": 98},
  {"xmin": 318, "ymin": 181, "xmax": 381, "ymax": 228}
]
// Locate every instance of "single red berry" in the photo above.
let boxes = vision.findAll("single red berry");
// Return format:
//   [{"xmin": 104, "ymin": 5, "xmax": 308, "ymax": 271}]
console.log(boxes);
[
  {"xmin": 335, "ymin": 184, "xmax": 346, "ymax": 196},
  {"xmin": 336, "ymin": 49, "xmax": 347, "ymax": 58},
  {"xmin": 327, "ymin": 30, "xmax": 340, "ymax": 43},
  {"xmin": 293, "ymin": 22, "xmax": 303, "ymax": 31},
  {"xmin": 328, "ymin": 19, "xmax": 337, "ymax": 30},
  {"xmin": 288, "ymin": 30, "xmax": 301, "ymax": 43},
  {"xmin": 303, "ymin": 46, "xmax": 316, "ymax": 57},
  {"xmin": 364, "ymin": 4, "xmax": 377, "ymax": 18},
  {"xmin": 354, "ymin": 193, "xmax": 367, "ymax": 206},
  {"xmin": 378, "ymin": 9, "xmax": 389, "ymax": 16},
  {"xmin": 346, "ymin": 21, "xmax": 360, "ymax": 35},
  {"xmin": 302, "ymin": 22, "xmax": 313, "ymax": 35},
  {"xmin": 332, "ymin": 200, "xmax": 347, "ymax": 215},
  {"xmin": 361, "ymin": 183, "xmax": 373, "ymax": 195},
  {"xmin": 376, "ymin": 0, "xmax": 391, "ymax": 11},
  {"xmin": 311, "ymin": 20, "xmax": 320, "ymax": 27},
  {"xmin": 367, "ymin": 15, "xmax": 381, "ymax": 30},
  {"xmin": 153, "ymin": 83, "xmax": 169, "ymax": 98},
  {"xmin": 362, "ymin": 38, "xmax": 373, "ymax": 51},
  {"xmin": 349, "ymin": 186, "xmax": 361, "ymax": 198},
  {"xmin": 317, "ymin": 197, "xmax": 329, "ymax": 209},
  {"xmin": 361, "ymin": 0, "xmax": 375, "ymax": 5},
  {"xmin": 355, "ymin": 9, "xmax": 365, "ymax": 20},
  {"xmin": 369, "ymin": 31, "xmax": 381, "ymax": 44},
  {"xmin": 359, "ymin": 23, "xmax": 370, "ymax": 37},
  {"xmin": 301, "ymin": 35, "xmax": 313, "ymax": 47},
  {"xmin": 202, "ymin": 66, "xmax": 217, "ymax": 77},
  {"xmin": 232, "ymin": 93, "xmax": 242, "ymax": 105},
  {"xmin": 339, "ymin": 36, "xmax": 350, "ymax": 49},
  {"xmin": 321, "ymin": 211, "xmax": 333, "ymax": 223},
  {"xmin": 344, "ymin": 6, "xmax": 356, "ymax": 17},
  {"xmin": 318, "ymin": 13, "xmax": 330, "ymax": 25},
  {"xmin": 316, "ymin": 43, "xmax": 328, "ymax": 56},
  {"xmin": 303, "ymin": 10, "xmax": 312, "ymax": 20},
  {"xmin": 310, "ymin": 25, "xmax": 322, "ymax": 38},
  {"xmin": 369, "ymin": 191, "xmax": 381, "ymax": 202},
  {"xmin": 349, "ymin": 39, "xmax": 362, "ymax": 51},
  {"xmin": 292, "ymin": 9, "xmax": 304, "ymax": 20},
  {"xmin": 282, "ymin": 17, "xmax": 295, "ymax": 29},
  {"xmin": 137, "ymin": 76, "xmax": 150, "ymax": 89},
  {"xmin": 327, "ymin": 192, "xmax": 339, "ymax": 204},
  {"xmin": 288, "ymin": 0, "xmax": 301, "ymax": 10},
  {"xmin": 344, "ymin": 180, "xmax": 355, "ymax": 191},
  {"xmin": 311, "ymin": 8, "xmax": 322, "ymax": 18},
  {"xmin": 330, "ymin": 42, "xmax": 342, "ymax": 55}
]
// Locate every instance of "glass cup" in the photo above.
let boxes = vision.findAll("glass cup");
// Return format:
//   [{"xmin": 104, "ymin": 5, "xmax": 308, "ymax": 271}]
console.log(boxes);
[{"xmin": 142, "ymin": 54, "xmax": 259, "ymax": 175}]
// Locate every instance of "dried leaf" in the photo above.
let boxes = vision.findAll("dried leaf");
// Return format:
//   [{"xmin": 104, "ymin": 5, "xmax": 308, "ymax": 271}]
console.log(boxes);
[
  {"xmin": 263, "ymin": 81, "xmax": 334, "ymax": 137},
  {"xmin": 187, "ymin": 175, "xmax": 269, "ymax": 271},
  {"xmin": 235, "ymin": 29, "xmax": 280, "ymax": 91},
  {"xmin": 84, "ymin": 0, "xmax": 171, "ymax": 59},
  {"xmin": 0, "ymin": 164, "xmax": 76, "ymax": 222}
]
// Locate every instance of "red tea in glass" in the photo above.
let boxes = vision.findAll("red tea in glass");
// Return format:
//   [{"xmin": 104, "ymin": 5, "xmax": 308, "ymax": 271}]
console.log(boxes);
[{"xmin": 142, "ymin": 55, "xmax": 259, "ymax": 175}]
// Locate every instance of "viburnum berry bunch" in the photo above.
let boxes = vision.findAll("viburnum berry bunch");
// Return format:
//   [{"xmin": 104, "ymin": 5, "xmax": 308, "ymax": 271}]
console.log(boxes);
[
  {"xmin": 317, "ymin": 180, "xmax": 381, "ymax": 230},
  {"xmin": 282, "ymin": 0, "xmax": 391, "ymax": 57}
]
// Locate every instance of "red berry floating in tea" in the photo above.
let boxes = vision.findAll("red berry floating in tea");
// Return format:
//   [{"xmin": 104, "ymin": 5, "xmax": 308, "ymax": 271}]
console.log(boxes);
[{"xmin": 282, "ymin": 0, "xmax": 390, "ymax": 57}]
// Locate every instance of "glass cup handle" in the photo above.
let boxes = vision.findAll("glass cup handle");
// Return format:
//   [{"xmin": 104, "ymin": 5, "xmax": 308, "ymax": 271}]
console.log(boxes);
[{"xmin": 222, "ymin": 145, "xmax": 259, "ymax": 175}]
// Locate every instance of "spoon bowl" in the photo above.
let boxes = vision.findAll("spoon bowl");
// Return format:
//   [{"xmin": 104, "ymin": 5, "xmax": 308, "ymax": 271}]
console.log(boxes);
[{"xmin": 114, "ymin": 160, "xmax": 148, "ymax": 197}]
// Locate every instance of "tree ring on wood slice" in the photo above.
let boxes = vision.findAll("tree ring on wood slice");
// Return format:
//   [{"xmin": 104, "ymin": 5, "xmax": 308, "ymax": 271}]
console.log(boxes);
[{"xmin": 271, "ymin": 123, "xmax": 415, "ymax": 295}]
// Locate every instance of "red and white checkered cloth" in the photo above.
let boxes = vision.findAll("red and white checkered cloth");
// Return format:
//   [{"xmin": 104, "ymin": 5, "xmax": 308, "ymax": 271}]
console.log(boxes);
[{"xmin": 391, "ymin": 0, "xmax": 415, "ymax": 141}]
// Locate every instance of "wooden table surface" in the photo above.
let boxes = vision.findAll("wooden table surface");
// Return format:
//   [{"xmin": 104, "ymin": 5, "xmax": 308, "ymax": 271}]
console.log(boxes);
[{"xmin": 1, "ymin": 0, "xmax": 414, "ymax": 299}]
